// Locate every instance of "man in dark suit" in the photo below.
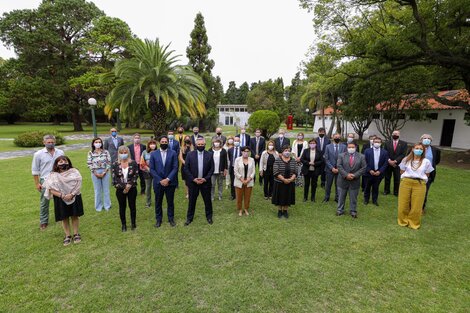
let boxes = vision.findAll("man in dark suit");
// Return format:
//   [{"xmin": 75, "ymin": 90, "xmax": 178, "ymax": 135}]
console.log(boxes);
[
  {"xmin": 274, "ymin": 129, "xmax": 290, "ymax": 153},
  {"xmin": 127, "ymin": 133, "xmax": 146, "ymax": 194},
  {"xmin": 420, "ymin": 134, "xmax": 441, "ymax": 212},
  {"xmin": 249, "ymin": 128, "xmax": 266, "ymax": 185},
  {"xmin": 236, "ymin": 126, "xmax": 251, "ymax": 148},
  {"xmin": 323, "ymin": 133, "xmax": 346, "ymax": 202},
  {"xmin": 227, "ymin": 137, "xmax": 241, "ymax": 200},
  {"xmin": 363, "ymin": 137, "xmax": 389, "ymax": 206},
  {"xmin": 103, "ymin": 128, "xmax": 124, "ymax": 163},
  {"xmin": 190, "ymin": 126, "xmax": 203, "ymax": 146},
  {"xmin": 315, "ymin": 127, "xmax": 330, "ymax": 187},
  {"xmin": 336, "ymin": 141, "xmax": 367, "ymax": 218},
  {"xmin": 184, "ymin": 137, "xmax": 215, "ymax": 225},
  {"xmin": 150, "ymin": 136, "xmax": 179, "ymax": 227},
  {"xmin": 383, "ymin": 130, "xmax": 408, "ymax": 196},
  {"xmin": 361, "ymin": 134, "xmax": 377, "ymax": 191},
  {"xmin": 167, "ymin": 129, "xmax": 180, "ymax": 157},
  {"xmin": 211, "ymin": 127, "xmax": 227, "ymax": 146}
]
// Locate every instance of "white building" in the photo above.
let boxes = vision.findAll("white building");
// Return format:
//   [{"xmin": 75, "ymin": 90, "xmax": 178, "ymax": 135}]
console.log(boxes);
[
  {"xmin": 217, "ymin": 104, "xmax": 250, "ymax": 127},
  {"xmin": 312, "ymin": 107, "xmax": 357, "ymax": 136}
]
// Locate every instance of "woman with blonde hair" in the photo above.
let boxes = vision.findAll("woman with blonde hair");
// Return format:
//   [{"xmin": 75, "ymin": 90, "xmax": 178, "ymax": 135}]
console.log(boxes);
[
  {"xmin": 233, "ymin": 146, "xmax": 255, "ymax": 216},
  {"xmin": 397, "ymin": 143, "xmax": 434, "ymax": 229},
  {"xmin": 179, "ymin": 135, "xmax": 193, "ymax": 198},
  {"xmin": 224, "ymin": 135, "xmax": 235, "ymax": 189}
]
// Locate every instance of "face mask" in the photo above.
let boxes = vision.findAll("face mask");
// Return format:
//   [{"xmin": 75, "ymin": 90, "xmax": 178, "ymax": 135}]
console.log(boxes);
[
  {"xmin": 348, "ymin": 148, "xmax": 356, "ymax": 154},
  {"xmin": 193, "ymin": 132, "xmax": 199, "ymax": 135},
  {"xmin": 168, "ymin": 135, "xmax": 174, "ymax": 140},
  {"xmin": 422, "ymin": 139, "xmax": 431, "ymax": 146},
  {"xmin": 278, "ymin": 134, "xmax": 284, "ymax": 138},
  {"xmin": 184, "ymin": 140, "xmax": 191, "ymax": 145},
  {"xmin": 392, "ymin": 135, "xmax": 399, "ymax": 140},
  {"xmin": 216, "ymin": 132, "xmax": 221, "ymax": 136},
  {"xmin": 178, "ymin": 130, "xmax": 183, "ymax": 134},
  {"xmin": 160, "ymin": 143, "xmax": 168, "ymax": 150},
  {"xmin": 283, "ymin": 151, "xmax": 291, "ymax": 158},
  {"xmin": 413, "ymin": 149, "xmax": 423, "ymax": 156},
  {"xmin": 298, "ymin": 136, "xmax": 304, "ymax": 140},
  {"xmin": 234, "ymin": 142, "xmax": 240, "ymax": 147},
  {"xmin": 94, "ymin": 143, "xmax": 102, "ymax": 149},
  {"xmin": 134, "ymin": 139, "xmax": 141, "ymax": 144},
  {"xmin": 309, "ymin": 144, "xmax": 316, "ymax": 149},
  {"xmin": 241, "ymin": 130, "xmax": 246, "ymax": 134},
  {"xmin": 58, "ymin": 163, "xmax": 69, "ymax": 171},
  {"xmin": 228, "ymin": 139, "xmax": 234, "ymax": 145},
  {"xmin": 45, "ymin": 143, "xmax": 55, "ymax": 149},
  {"xmin": 119, "ymin": 153, "xmax": 128, "ymax": 160},
  {"xmin": 373, "ymin": 143, "xmax": 381, "ymax": 149},
  {"xmin": 255, "ymin": 132, "xmax": 261, "ymax": 137},
  {"xmin": 334, "ymin": 138, "xmax": 340, "ymax": 143},
  {"xmin": 347, "ymin": 138, "xmax": 353, "ymax": 143},
  {"xmin": 213, "ymin": 142, "xmax": 220, "ymax": 148},
  {"xmin": 319, "ymin": 133, "xmax": 325, "ymax": 138},
  {"xmin": 242, "ymin": 152, "xmax": 249, "ymax": 158},
  {"xmin": 197, "ymin": 146, "xmax": 205, "ymax": 152},
  {"xmin": 268, "ymin": 145, "xmax": 274, "ymax": 150},
  {"xmin": 111, "ymin": 131, "xmax": 117, "ymax": 137},
  {"xmin": 149, "ymin": 144, "xmax": 156, "ymax": 150}
]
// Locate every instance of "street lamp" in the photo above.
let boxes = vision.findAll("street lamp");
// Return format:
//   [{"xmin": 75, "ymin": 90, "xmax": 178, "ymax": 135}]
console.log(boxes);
[
  {"xmin": 115, "ymin": 108, "xmax": 121, "ymax": 132},
  {"xmin": 305, "ymin": 108, "xmax": 310, "ymax": 131},
  {"xmin": 88, "ymin": 98, "xmax": 97, "ymax": 138}
]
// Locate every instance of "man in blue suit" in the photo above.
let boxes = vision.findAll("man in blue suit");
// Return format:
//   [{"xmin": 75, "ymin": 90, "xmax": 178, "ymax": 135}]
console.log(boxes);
[
  {"xmin": 184, "ymin": 137, "xmax": 215, "ymax": 225},
  {"xmin": 363, "ymin": 137, "xmax": 389, "ymax": 206},
  {"xmin": 150, "ymin": 135, "xmax": 179, "ymax": 228},
  {"xmin": 167, "ymin": 129, "xmax": 180, "ymax": 157},
  {"xmin": 323, "ymin": 133, "xmax": 346, "ymax": 202}
]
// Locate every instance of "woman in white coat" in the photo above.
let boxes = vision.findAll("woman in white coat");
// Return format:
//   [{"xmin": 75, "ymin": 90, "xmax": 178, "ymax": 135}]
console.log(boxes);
[
  {"xmin": 233, "ymin": 146, "xmax": 256, "ymax": 216},
  {"xmin": 291, "ymin": 132, "xmax": 308, "ymax": 187}
]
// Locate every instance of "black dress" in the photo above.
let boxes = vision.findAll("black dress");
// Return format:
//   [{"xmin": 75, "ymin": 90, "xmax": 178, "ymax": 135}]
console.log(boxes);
[
  {"xmin": 181, "ymin": 147, "xmax": 190, "ymax": 181},
  {"xmin": 53, "ymin": 195, "xmax": 84, "ymax": 222},
  {"xmin": 272, "ymin": 159, "xmax": 296, "ymax": 206}
]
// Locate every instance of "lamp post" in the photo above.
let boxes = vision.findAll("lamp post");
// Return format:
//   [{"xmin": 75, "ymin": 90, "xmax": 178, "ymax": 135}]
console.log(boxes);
[
  {"xmin": 115, "ymin": 108, "xmax": 121, "ymax": 132},
  {"xmin": 305, "ymin": 108, "xmax": 310, "ymax": 131},
  {"xmin": 88, "ymin": 98, "xmax": 97, "ymax": 138}
]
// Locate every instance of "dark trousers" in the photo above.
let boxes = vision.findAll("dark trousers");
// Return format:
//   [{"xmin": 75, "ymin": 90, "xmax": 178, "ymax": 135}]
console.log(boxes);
[
  {"xmin": 116, "ymin": 187, "xmax": 137, "ymax": 226},
  {"xmin": 254, "ymin": 158, "xmax": 263, "ymax": 184},
  {"xmin": 325, "ymin": 171, "xmax": 339, "ymax": 201},
  {"xmin": 321, "ymin": 171, "xmax": 326, "ymax": 186},
  {"xmin": 154, "ymin": 184, "xmax": 176, "ymax": 222},
  {"xmin": 384, "ymin": 165, "xmax": 401, "ymax": 195},
  {"xmin": 361, "ymin": 176, "xmax": 368, "ymax": 191},
  {"xmin": 263, "ymin": 171, "xmax": 274, "ymax": 198},
  {"xmin": 364, "ymin": 175, "xmax": 383, "ymax": 203},
  {"xmin": 304, "ymin": 171, "xmax": 319, "ymax": 200},
  {"xmin": 137, "ymin": 170, "xmax": 146, "ymax": 194},
  {"xmin": 186, "ymin": 182, "xmax": 213, "ymax": 221},
  {"xmin": 423, "ymin": 179, "xmax": 433, "ymax": 209},
  {"xmin": 229, "ymin": 166, "xmax": 236, "ymax": 199}
]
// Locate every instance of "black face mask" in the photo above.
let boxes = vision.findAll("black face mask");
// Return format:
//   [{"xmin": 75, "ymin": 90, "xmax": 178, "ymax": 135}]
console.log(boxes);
[
  {"xmin": 184, "ymin": 140, "xmax": 191, "ymax": 145},
  {"xmin": 334, "ymin": 138, "xmax": 340, "ymax": 143},
  {"xmin": 319, "ymin": 134, "xmax": 325, "ymax": 138},
  {"xmin": 216, "ymin": 132, "xmax": 221, "ymax": 136},
  {"xmin": 392, "ymin": 135, "xmax": 399, "ymax": 140},
  {"xmin": 197, "ymin": 146, "xmax": 205, "ymax": 152},
  {"xmin": 160, "ymin": 144, "xmax": 168, "ymax": 150},
  {"xmin": 194, "ymin": 132, "xmax": 198, "ymax": 136},
  {"xmin": 58, "ymin": 164, "xmax": 70, "ymax": 171},
  {"xmin": 178, "ymin": 130, "xmax": 183, "ymax": 134}
]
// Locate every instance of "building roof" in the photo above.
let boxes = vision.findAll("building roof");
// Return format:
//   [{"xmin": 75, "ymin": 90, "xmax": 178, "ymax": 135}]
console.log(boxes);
[{"xmin": 216, "ymin": 104, "xmax": 247, "ymax": 108}]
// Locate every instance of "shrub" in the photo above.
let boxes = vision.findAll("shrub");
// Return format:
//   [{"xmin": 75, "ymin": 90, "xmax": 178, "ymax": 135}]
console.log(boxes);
[
  {"xmin": 14, "ymin": 131, "xmax": 65, "ymax": 147},
  {"xmin": 248, "ymin": 110, "xmax": 281, "ymax": 139}
]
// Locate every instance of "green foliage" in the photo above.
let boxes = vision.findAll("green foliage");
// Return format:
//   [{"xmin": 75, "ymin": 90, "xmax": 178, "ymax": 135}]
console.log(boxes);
[
  {"xmin": 248, "ymin": 110, "xmax": 281, "ymax": 139},
  {"xmin": 14, "ymin": 130, "xmax": 65, "ymax": 147},
  {"xmin": 246, "ymin": 78, "xmax": 286, "ymax": 119}
]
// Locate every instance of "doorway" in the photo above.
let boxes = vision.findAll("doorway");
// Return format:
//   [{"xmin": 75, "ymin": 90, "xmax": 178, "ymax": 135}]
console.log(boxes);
[{"xmin": 440, "ymin": 119, "xmax": 455, "ymax": 147}]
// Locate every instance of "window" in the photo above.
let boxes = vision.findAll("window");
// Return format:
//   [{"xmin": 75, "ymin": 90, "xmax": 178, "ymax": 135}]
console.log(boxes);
[
  {"xmin": 229, "ymin": 108, "xmax": 235, "ymax": 112},
  {"xmin": 225, "ymin": 116, "xmax": 233, "ymax": 125},
  {"xmin": 235, "ymin": 108, "xmax": 240, "ymax": 112}
]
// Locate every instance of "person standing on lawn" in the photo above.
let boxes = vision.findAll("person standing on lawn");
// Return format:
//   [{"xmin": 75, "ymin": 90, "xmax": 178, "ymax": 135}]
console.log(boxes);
[{"xmin": 87, "ymin": 137, "xmax": 112, "ymax": 212}]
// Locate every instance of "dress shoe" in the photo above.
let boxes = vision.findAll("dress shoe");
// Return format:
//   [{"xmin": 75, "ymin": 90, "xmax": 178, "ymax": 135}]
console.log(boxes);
[
  {"xmin": 278, "ymin": 210, "xmax": 282, "ymax": 218},
  {"xmin": 336, "ymin": 211, "xmax": 344, "ymax": 216},
  {"xmin": 373, "ymin": 202, "xmax": 379, "ymax": 206},
  {"xmin": 311, "ymin": 198, "xmax": 315, "ymax": 202},
  {"xmin": 131, "ymin": 224, "xmax": 136, "ymax": 231},
  {"xmin": 218, "ymin": 196, "xmax": 222, "ymax": 201},
  {"xmin": 364, "ymin": 200, "xmax": 369, "ymax": 205},
  {"xmin": 184, "ymin": 220, "xmax": 192, "ymax": 226},
  {"xmin": 264, "ymin": 197, "xmax": 269, "ymax": 200},
  {"xmin": 169, "ymin": 220, "xmax": 176, "ymax": 227},
  {"xmin": 283, "ymin": 211, "xmax": 289, "ymax": 219},
  {"xmin": 393, "ymin": 193, "xmax": 398, "ymax": 196},
  {"xmin": 334, "ymin": 199, "xmax": 338, "ymax": 203},
  {"xmin": 207, "ymin": 218, "xmax": 213, "ymax": 225},
  {"xmin": 303, "ymin": 198, "xmax": 307, "ymax": 202},
  {"xmin": 230, "ymin": 196, "xmax": 235, "ymax": 200},
  {"xmin": 121, "ymin": 225, "xmax": 127, "ymax": 232},
  {"xmin": 351, "ymin": 212, "xmax": 358, "ymax": 218},
  {"xmin": 155, "ymin": 221, "xmax": 162, "ymax": 228},
  {"xmin": 40, "ymin": 223, "xmax": 48, "ymax": 230}
]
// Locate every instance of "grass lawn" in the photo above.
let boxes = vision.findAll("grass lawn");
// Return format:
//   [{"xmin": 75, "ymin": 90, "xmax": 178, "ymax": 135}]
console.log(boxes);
[{"xmin": 0, "ymin": 149, "xmax": 469, "ymax": 312}]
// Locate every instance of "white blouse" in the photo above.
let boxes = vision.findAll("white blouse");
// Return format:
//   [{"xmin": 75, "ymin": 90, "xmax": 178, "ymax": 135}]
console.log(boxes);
[
  {"xmin": 122, "ymin": 167, "xmax": 129, "ymax": 183},
  {"xmin": 213, "ymin": 149, "xmax": 221, "ymax": 174},
  {"xmin": 399, "ymin": 158, "xmax": 434, "ymax": 182}
]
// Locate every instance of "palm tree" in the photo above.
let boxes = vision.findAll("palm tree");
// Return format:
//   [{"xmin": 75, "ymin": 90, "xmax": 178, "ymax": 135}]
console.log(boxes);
[{"xmin": 105, "ymin": 38, "xmax": 207, "ymax": 136}]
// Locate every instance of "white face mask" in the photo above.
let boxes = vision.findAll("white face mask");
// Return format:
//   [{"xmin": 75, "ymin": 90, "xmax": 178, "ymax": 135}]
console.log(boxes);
[
  {"xmin": 283, "ymin": 151, "xmax": 291, "ymax": 158},
  {"xmin": 94, "ymin": 142, "xmax": 102, "ymax": 149},
  {"xmin": 268, "ymin": 145, "xmax": 274, "ymax": 150},
  {"xmin": 213, "ymin": 142, "xmax": 220, "ymax": 148},
  {"xmin": 347, "ymin": 137, "xmax": 354, "ymax": 143},
  {"xmin": 234, "ymin": 142, "xmax": 240, "ymax": 147},
  {"xmin": 297, "ymin": 136, "xmax": 303, "ymax": 140},
  {"xmin": 279, "ymin": 134, "xmax": 284, "ymax": 138},
  {"xmin": 373, "ymin": 143, "xmax": 381, "ymax": 149},
  {"xmin": 347, "ymin": 148, "xmax": 356, "ymax": 154},
  {"xmin": 228, "ymin": 139, "xmax": 234, "ymax": 144}
]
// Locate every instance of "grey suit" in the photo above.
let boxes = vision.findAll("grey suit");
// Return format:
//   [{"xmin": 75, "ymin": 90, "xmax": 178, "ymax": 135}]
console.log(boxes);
[
  {"xmin": 336, "ymin": 152, "xmax": 367, "ymax": 214},
  {"xmin": 104, "ymin": 136, "xmax": 124, "ymax": 163}
]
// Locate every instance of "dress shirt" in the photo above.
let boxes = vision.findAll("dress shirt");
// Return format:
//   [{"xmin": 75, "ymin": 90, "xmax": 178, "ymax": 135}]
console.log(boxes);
[
  {"xmin": 31, "ymin": 148, "xmax": 64, "ymax": 179},
  {"xmin": 161, "ymin": 149, "xmax": 167, "ymax": 167},
  {"xmin": 373, "ymin": 147, "xmax": 380, "ymax": 171},
  {"xmin": 399, "ymin": 159, "xmax": 434, "ymax": 182},
  {"xmin": 112, "ymin": 136, "xmax": 118, "ymax": 149},
  {"xmin": 309, "ymin": 149, "xmax": 316, "ymax": 171},
  {"xmin": 425, "ymin": 146, "xmax": 433, "ymax": 164},
  {"xmin": 255, "ymin": 137, "xmax": 260, "ymax": 155},
  {"xmin": 134, "ymin": 144, "xmax": 141, "ymax": 163},
  {"xmin": 197, "ymin": 151, "xmax": 204, "ymax": 178},
  {"xmin": 213, "ymin": 150, "xmax": 221, "ymax": 174}
]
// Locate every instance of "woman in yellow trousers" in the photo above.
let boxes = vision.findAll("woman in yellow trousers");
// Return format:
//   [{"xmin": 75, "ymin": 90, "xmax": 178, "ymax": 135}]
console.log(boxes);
[{"xmin": 397, "ymin": 143, "xmax": 434, "ymax": 229}]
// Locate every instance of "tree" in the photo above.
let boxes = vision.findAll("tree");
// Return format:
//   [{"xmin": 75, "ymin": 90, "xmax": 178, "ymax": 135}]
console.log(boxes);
[
  {"xmin": 237, "ymin": 82, "xmax": 250, "ymax": 104},
  {"xmin": 186, "ymin": 12, "xmax": 219, "ymax": 131},
  {"xmin": 246, "ymin": 79, "xmax": 286, "ymax": 117},
  {"xmin": 224, "ymin": 81, "xmax": 239, "ymax": 104},
  {"xmin": 106, "ymin": 38, "xmax": 207, "ymax": 137},
  {"xmin": 248, "ymin": 110, "xmax": 281, "ymax": 139}
]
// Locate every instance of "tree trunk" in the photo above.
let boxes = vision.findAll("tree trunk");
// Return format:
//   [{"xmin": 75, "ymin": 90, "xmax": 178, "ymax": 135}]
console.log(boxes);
[
  {"xmin": 71, "ymin": 108, "xmax": 83, "ymax": 131},
  {"xmin": 150, "ymin": 98, "xmax": 167, "ymax": 137}
]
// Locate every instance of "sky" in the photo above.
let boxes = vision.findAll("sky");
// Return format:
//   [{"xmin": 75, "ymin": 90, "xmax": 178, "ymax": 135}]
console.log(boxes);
[{"xmin": 0, "ymin": 0, "xmax": 316, "ymax": 89}]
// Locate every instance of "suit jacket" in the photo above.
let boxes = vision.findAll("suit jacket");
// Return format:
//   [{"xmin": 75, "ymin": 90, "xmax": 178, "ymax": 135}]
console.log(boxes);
[
  {"xmin": 228, "ymin": 146, "xmax": 243, "ymax": 168},
  {"xmin": 208, "ymin": 148, "xmax": 228, "ymax": 173},
  {"xmin": 315, "ymin": 136, "xmax": 331, "ymax": 156},
  {"xmin": 337, "ymin": 152, "xmax": 367, "ymax": 189},
  {"xmin": 361, "ymin": 142, "xmax": 372, "ymax": 154},
  {"xmin": 183, "ymin": 150, "xmax": 214, "ymax": 185},
  {"xmin": 300, "ymin": 148, "xmax": 324, "ymax": 176},
  {"xmin": 168, "ymin": 139, "xmax": 181, "ymax": 157},
  {"xmin": 427, "ymin": 145, "xmax": 441, "ymax": 183},
  {"xmin": 364, "ymin": 148, "xmax": 389, "ymax": 177},
  {"xmin": 149, "ymin": 149, "xmax": 179, "ymax": 187},
  {"xmin": 211, "ymin": 135, "xmax": 227, "ymax": 146},
  {"xmin": 104, "ymin": 136, "xmax": 124, "ymax": 163},
  {"xmin": 233, "ymin": 157, "xmax": 256, "ymax": 188},
  {"xmin": 323, "ymin": 142, "xmax": 347, "ymax": 171},
  {"xmin": 111, "ymin": 160, "xmax": 139, "ymax": 189},
  {"xmin": 249, "ymin": 136, "xmax": 266, "ymax": 157},
  {"xmin": 274, "ymin": 137, "xmax": 291, "ymax": 153},
  {"xmin": 236, "ymin": 133, "xmax": 251, "ymax": 148},
  {"xmin": 127, "ymin": 143, "xmax": 146, "ymax": 162},
  {"xmin": 292, "ymin": 140, "xmax": 308, "ymax": 158},
  {"xmin": 384, "ymin": 139, "xmax": 408, "ymax": 164},
  {"xmin": 190, "ymin": 134, "xmax": 203, "ymax": 147}
]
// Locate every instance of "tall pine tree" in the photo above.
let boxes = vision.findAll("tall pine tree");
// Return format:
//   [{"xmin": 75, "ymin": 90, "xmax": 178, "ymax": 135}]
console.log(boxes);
[{"xmin": 186, "ymin": 13, "xmax": 220, "ymax": 131}]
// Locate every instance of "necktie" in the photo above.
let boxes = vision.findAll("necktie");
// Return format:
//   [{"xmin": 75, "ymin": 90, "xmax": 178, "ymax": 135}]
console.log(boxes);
[
  {"xmin": 349, "ymin": 154, "xmax": 354, "ymax": 167},
  {"xmin": 393, "ymin": 141, "xmax": 397, "ymax": 152},
  {"xmin": 334, "ymin": 145, "xmax": 338, "ymax": 159},
  {"xmin": 320, "ymin": 138, "xmax": 323, "ymax": 150},
  {"xmin": 256, "ymin": 138, "xmax": 259, "ymax": 155},
  {"xmin": 241, "ymin": 136, "xmax": 245, "ymax": 147}
]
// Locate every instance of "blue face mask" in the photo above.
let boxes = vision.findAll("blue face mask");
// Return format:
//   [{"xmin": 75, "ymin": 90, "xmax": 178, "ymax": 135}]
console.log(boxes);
[
  {"xmin": 413, "ymin": 149, "xmax": 423, "ymax": 156},
  {"xmin": 119, "ymin": 153, "xmax": 128, "ymax": 160},
  {"xmin": 422, "ymin": 139, "xmax": 431, "ymax": 146},
  {"xmin": 111, "ymin": 131, "xmax": 117, "ymax": 137}
]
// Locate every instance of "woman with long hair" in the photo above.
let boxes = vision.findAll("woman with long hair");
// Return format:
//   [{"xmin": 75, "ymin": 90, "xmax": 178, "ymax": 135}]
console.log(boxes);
[
  {"xmin": 87, "ymin": 137, "xmax": 111, "ymax": 212},
  {"xmin": 140, "ymin": 139, "xmax": 158, "ymax": 208},
  {"xmin": 179, "ymin": 135, "xmax": 193, "ymax": 199}
]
